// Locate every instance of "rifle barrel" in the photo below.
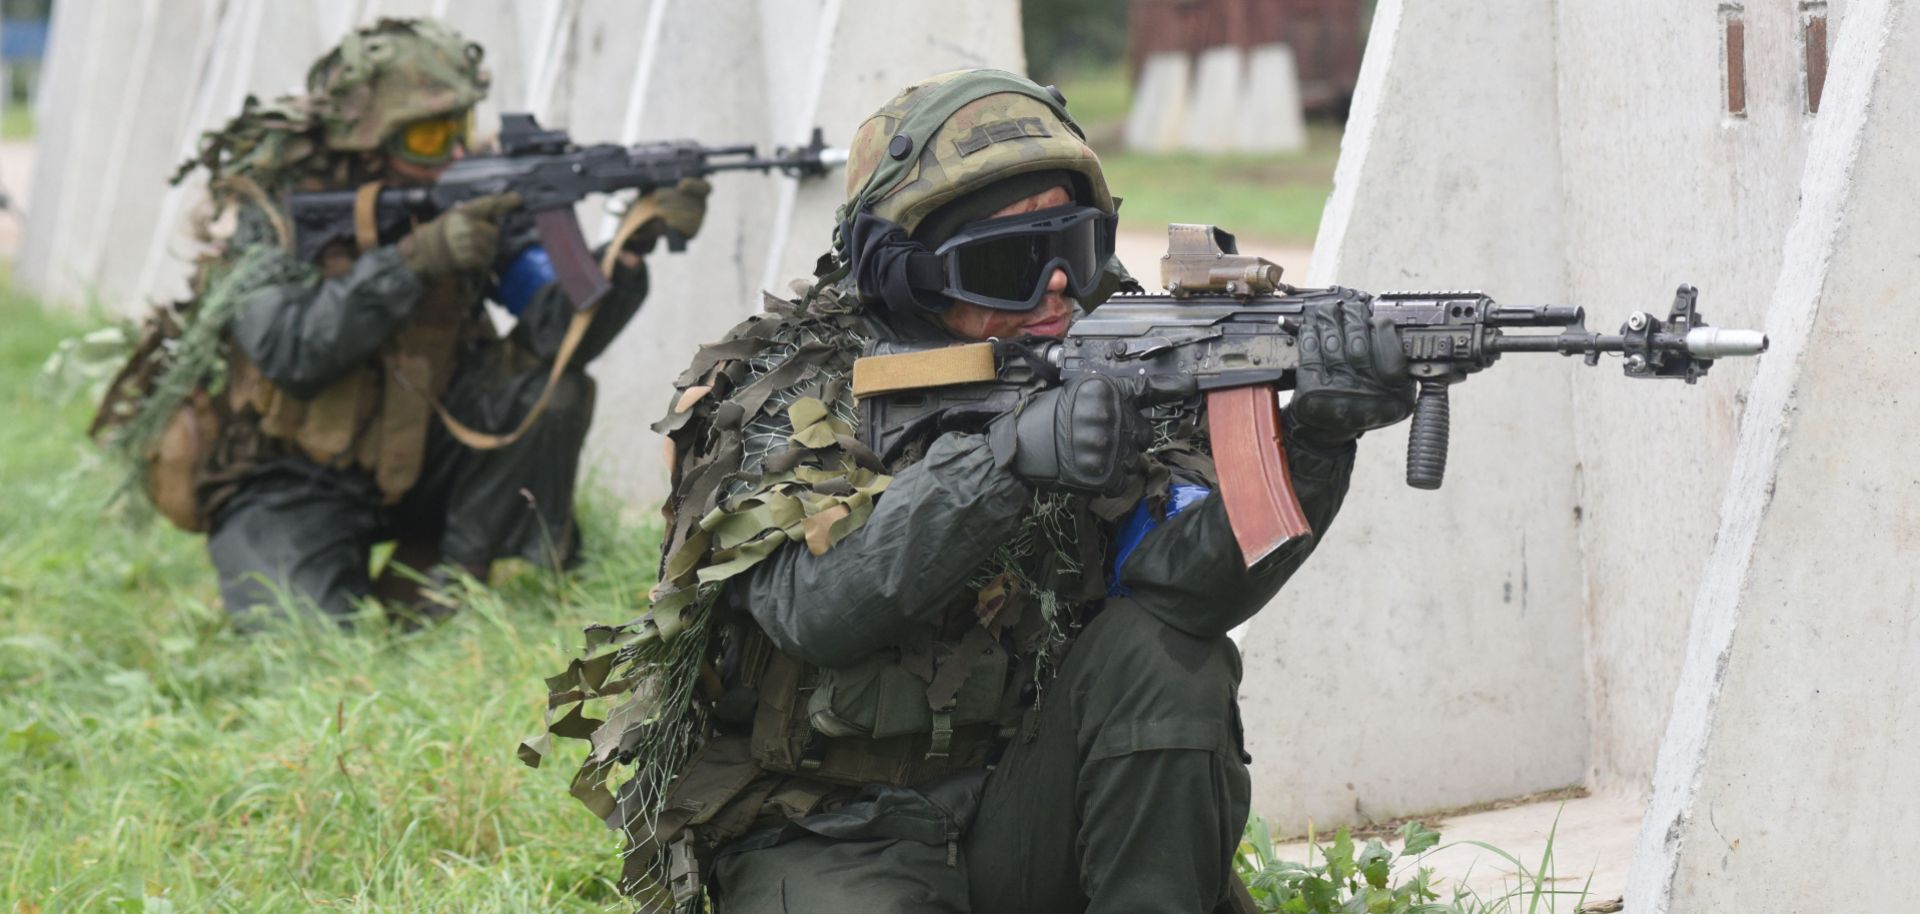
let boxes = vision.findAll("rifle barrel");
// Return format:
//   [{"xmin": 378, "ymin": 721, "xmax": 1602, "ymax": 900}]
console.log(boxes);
[{"xmin": 1487, "ymin": 328, "xmax": 1767, "ymax": 358}]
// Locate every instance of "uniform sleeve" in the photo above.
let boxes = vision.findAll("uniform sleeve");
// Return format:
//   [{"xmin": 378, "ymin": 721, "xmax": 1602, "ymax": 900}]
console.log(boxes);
[
  {"xmin": 1113, "ymin": 430, "xmax": 1356, "ymax": 638},
  {"xmin": 227, "ymin": 245, "xmax": 424, "ymax": 400},
  {"xmin": 725, "ymin": 431, "xmax": 1031, "ymax": 669}
]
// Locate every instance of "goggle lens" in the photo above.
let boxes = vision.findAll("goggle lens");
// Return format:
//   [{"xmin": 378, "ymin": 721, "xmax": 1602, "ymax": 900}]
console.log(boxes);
[
  {"xmin": 938, "ymin": 206, "xmax": 1114, "ymax": 311},
  {"xmin": 393, "ymin": 112, "xmax": 471, "ymax": 164}
]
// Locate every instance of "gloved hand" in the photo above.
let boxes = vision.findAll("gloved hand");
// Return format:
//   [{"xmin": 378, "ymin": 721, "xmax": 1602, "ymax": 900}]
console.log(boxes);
[
  {"xmin": 625, "ymin": 177, "xmax": 712, "ymax": 253},
  {"xmin": 399, "ymin": 192, "xmax": 522, "ymax": 277},
  {"xmin": 989, "ymin": 374, "xmax": 1150, "ymax": 496},
  {"xmin": 1286, "ymin": 297, "xmax": 1416, "ymax": 446}
]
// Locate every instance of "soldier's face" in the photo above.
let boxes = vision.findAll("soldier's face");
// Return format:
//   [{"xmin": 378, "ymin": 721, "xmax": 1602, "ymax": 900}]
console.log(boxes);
[{"xmin": 937, "ymin": 185, "xmax": 1077, "ymax": 341}]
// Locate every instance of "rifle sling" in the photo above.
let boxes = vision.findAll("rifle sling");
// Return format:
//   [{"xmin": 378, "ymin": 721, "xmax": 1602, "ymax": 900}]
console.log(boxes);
[
  {"xmin": 409, "ymin": 193, "xmax": 668, "ymax": 451},
  {"xmin": 850, "ymin": 343, "xmax": 997, "ymax": 400}
]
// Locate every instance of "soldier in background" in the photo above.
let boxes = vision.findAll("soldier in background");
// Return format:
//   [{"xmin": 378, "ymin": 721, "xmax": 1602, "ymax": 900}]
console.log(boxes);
[
  {"xmin": 131, "ymin": 18, "xmax": 708, "ymax": 626},
  {"xmin": 539, "ymin": 69, "xmax": 1417, "ymax": 912}
]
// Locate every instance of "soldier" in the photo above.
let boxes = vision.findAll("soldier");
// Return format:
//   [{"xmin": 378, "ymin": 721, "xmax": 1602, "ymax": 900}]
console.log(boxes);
[
  {"xmin": 540, "ymin": 69, "xmax": 1415, "ymax": 912},
  {"xmin": 167, "ymin": 19, "xmax": 707, "ymax": 625}
]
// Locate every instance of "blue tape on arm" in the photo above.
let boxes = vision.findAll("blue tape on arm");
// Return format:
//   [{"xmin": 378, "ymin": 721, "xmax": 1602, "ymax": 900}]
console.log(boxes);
[
  {"xmin": 493, "ymin": 245, "xmax": 557, "ymax": 317},
  {"xmin": 1106, "ymin": 483, "xmax": 1213, "ymax": 598}
]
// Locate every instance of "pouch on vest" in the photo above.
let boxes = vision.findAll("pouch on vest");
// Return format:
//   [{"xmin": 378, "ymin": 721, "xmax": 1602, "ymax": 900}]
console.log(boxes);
[{"xmin": 89, "ymin": 305, "xmax": 222, "ymax": 532}]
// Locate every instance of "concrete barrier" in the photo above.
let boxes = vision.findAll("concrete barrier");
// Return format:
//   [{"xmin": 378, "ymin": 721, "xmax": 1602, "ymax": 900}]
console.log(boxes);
[
  {"xmin": 1240, "ymin": 43, "xmax": 1306, "ymax": 153},
  {"xmin": 1123, "ymin": 51, "xmax": 1189, "ymax": 153},
  {"xmin": 1184, "ymin": 45, "xmax": 1244, "ymax": 154},
  {"xmin": 1628, "ymin": 0, "xmax": 1919, "ymax": 908}
]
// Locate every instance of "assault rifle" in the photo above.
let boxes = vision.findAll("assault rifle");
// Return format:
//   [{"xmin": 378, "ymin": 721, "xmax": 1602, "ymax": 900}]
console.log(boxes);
[
  {"xmin": 852, "ymin": 224, "xmax": 1770, "ymax": 567},
  {"xmin": 287, "ymin": 113, "xmax": 847, "ymax": 311}
]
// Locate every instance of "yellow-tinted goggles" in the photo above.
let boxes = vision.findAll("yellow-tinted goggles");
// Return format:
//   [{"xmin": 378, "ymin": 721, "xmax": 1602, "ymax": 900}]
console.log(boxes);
[{"xmin": 389, "ymin": 111, "xmax": 472, "ymax": 165}]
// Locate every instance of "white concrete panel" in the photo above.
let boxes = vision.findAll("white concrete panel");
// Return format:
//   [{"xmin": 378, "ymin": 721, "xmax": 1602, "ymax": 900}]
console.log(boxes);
[
  {"xmin": 1241, "ymin": 0, "xmax": 1586, "ymax": 835},
  {"xmin": 1629, "ymin": 0, "xmax": 1918, "ymax": 908},
  {"xmin": 1183, "ymin": 45, "xmax": 1244, "ymax": 154},
  {"xmin": 1123, "ymin": 51, "xmax": 1188, "ymax": 153},
  {"xmin": 18, "ymin": 0, "xmax": 139, "ymax": 306},
  {"xmin": 1555, "ymin": 0, "xmax": 1814, "ymax": 796},
  {"xmin": 577, "ymin": 0, "xmax": 784, "ymax": 509},
  {"xmin": 80, "ymin": 0, "xmax": 220, "ymax": 313},
  {"xmin": 13, "ymin": 0, "xmax": 88, "ymax": 292},
  {"xmin": 1240, "ymin": 43, "xmax": 1306, "ymax": 153}
]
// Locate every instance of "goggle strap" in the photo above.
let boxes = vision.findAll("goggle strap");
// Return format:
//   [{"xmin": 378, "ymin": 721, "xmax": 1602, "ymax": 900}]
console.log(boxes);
[{"xmin": 903, "ymin": 252, "xmax": 945, "ymax": 292}]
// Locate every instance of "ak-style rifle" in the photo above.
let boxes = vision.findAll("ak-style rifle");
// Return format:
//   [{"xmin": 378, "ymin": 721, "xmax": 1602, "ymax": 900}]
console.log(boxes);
[
  {"xmin": 287, "ymin": 113, "xmax": 846, "ymax": 311},
  {"xmin": 851, "ymin": 224, "xmax": 1769, "ymax": 567}
]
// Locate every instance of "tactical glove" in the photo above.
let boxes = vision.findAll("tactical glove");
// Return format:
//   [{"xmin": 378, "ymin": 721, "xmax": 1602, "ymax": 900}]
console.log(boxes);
[
  {"xmin": 399, "ymin": 192, "xmax": 522, "ymax": 278},
  {"xmin": 1286, "ymin": 297, "xmax": 1416, "ymax": 447},
  {"xmin": 625, "ymin": 177, "xmax": 712, "ymax": 253},
  {"xmin": 989, "ymin": 374, "xmax": 1150, "ymax": 497}
]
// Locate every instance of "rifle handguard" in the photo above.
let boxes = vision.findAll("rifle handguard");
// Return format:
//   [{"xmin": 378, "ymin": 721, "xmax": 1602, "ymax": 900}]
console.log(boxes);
[{"xmin": 1405, "ymin": 381, "xmax": 1450, "ymax": 490}]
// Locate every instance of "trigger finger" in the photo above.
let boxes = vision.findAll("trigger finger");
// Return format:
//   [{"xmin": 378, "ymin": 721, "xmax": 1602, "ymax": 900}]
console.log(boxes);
[{"xmin": 1371, "ymin": 315, "xmax": 1410, "ymax": 380}]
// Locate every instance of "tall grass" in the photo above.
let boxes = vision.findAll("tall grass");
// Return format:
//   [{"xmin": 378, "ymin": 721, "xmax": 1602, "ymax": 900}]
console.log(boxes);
[{"xmin": 1, "ymin": 284, "xmax": 651, "ymax": 911}]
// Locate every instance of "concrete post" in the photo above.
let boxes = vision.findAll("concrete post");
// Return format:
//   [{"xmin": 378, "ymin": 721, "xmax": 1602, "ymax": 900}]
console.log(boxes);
[
  {"xmin": 1123, "ymin": 51, "xmax": 1189, "ymax": 153},
  {"xmin": 1240, "ymin": 43, "xmax": 1306, "ymax": 153},
  {"xmin": 1627, "ymin": 0, "xmax": 1920, "ymax": 908},
  {"xmin": 1184, "ymin": 45, "xmax": 1244, "ymax": 154}
]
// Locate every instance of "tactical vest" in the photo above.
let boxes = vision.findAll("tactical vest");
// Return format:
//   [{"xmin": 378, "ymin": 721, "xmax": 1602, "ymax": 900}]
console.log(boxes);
[{"xmin": 222, "ymin": 239, "xmax": 484, "ymax": 505}]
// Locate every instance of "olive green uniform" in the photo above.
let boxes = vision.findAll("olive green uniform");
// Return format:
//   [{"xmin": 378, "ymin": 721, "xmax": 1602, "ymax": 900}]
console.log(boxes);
[{"xmin": 205, "ymin": 236, "xmax": 647, "ymax": 619}]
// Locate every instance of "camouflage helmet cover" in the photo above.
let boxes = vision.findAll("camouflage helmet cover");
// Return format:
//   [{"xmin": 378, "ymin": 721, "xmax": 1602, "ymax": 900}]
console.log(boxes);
[
  {"xmin": 306, "ymin": 18, "xmax": 489, "ymax": 152},
  {"xmin": 841, "ymin": 69, "xmax": 1114, "ymax": 240}
]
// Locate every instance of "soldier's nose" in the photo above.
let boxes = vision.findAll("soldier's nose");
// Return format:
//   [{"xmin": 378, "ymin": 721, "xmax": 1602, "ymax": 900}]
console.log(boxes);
[{"xmin": 1046, "ymin": 267, "xmax": 1068, "ymax": 295}]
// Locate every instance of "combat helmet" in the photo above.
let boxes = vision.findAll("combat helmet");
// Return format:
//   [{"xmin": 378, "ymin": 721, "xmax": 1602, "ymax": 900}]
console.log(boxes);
[
  {"xmin": 840, "ymin": 69, "xmax": 1113, "ymax": 239},
  {"xmin": 305, "ymin": 18, "xmax": 489, "ymax": 152}
]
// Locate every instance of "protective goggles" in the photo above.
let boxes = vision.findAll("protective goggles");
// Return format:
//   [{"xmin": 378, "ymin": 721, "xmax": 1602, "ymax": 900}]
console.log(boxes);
[
  {"xmin": 928, "ymin": 204, "xmax": 1116, "ymax": 311},
  {"xmin": 387, "ymin": 111, "xmax": 472, "ymax": 165}
]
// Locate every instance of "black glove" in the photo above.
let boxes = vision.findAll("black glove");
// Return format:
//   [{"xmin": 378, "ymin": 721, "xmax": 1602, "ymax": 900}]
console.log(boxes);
[
  {"xmin": 989, "ymin": 374, "xmax": 1150, "ymax": 497},
  {"xmin": 1287, "ymin": 297, "xmax": 1416, "ymax": 446}
]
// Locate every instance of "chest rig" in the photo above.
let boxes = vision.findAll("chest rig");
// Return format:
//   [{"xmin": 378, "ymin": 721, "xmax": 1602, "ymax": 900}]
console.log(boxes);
[{"xmin": 223, "ymin": 207, "xmax": 488, "ymax": 504}]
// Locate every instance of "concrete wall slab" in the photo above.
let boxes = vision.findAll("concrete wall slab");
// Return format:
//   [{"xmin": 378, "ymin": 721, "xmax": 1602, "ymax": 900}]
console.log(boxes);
[{"xmin": 1628, "ymin": 0, "xmax": 1918, "ymax": 908}]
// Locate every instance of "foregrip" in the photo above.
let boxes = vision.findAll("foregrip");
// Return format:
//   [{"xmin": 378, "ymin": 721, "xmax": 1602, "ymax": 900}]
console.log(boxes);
[
  {"xmin": 1204, "ymin": 386, "xmax": 1313, "ymax": 567},
  {"xmin": 1405, "ymin": 381, "xmax": 1450, "ymax": 489}
]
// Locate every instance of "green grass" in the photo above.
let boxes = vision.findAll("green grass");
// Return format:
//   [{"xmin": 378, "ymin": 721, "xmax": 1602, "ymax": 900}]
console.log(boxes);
[
  {"xmin": 2, "ymin": 103, "xmax": 32, "ymax": 140},
  {"xmin": 1053, "ymin": 64, "xmax": 1342, "ymax": 244},
  {"xmin": 0, "ymin": 282, "xmax": 656, "ymax": 911}
]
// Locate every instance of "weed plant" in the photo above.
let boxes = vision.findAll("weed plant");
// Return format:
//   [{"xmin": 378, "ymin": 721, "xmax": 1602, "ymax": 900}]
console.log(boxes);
[
  {"xmin": 1, "ymin": 285, "xmax": 651, "ymax": 910},
  {"xmin": 1237, "ymin": 813, "xmax": 1594, "ymax": 914}
]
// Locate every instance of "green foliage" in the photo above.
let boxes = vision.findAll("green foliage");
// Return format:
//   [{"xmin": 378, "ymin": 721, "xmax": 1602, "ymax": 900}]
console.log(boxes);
[
  {"xmin": 1236, "ymin": 815, "xmax": 1589, "ymax": 914},
  {"xmin": 0, "ymin": 282, "xmax": 656, "ymax": 911}
]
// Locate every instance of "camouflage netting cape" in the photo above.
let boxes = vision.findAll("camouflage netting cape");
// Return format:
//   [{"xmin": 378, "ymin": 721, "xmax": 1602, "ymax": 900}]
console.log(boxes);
[{"xmin": 520, "ymin": 282, "xmax": 887, "ymax": 837}]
